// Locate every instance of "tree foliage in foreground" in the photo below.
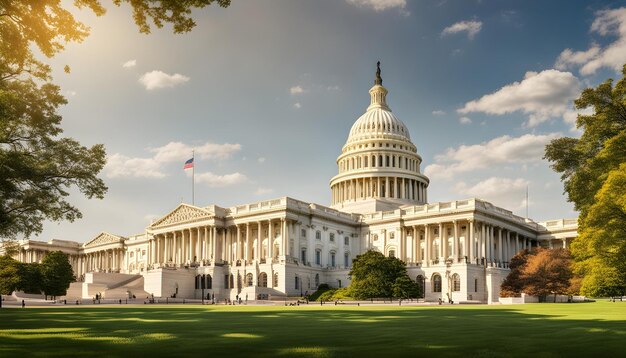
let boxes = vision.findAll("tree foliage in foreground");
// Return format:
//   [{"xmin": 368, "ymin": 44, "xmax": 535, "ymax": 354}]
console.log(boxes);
[
  {"xmin": 0, "ymin": 0, "xmax": 230, "ymax": 239},
  {"xmin": 348, "ymin": 250, "xmax": 420, "ymax": 299},
  {"xmin": 501, "ymin": 248, "xmax": 575, "ymax": 299},
  {"xmin": 544, "ymin": 65, "xmax": 626, "ymax": 297}
]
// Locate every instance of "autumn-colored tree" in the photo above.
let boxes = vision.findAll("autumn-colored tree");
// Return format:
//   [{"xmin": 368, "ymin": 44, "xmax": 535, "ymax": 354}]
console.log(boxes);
[
  {"xmin": 521, "ymin": 248, "xmax": 574, "ymax": 301},
  {"xmin": 500, "ymin": 249, "xmax": 531, "ymax": 297}
]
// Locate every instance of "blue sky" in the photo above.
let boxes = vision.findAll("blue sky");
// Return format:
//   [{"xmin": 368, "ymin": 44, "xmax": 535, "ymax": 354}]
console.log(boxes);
[{"xmin": 39, "ymin": 0, "xmax": 626, "ymax": 242}]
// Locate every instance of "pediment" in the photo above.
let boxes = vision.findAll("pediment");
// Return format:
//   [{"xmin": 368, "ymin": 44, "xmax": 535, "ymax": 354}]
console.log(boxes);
[
  {"xmin": 149, "ymin": 204, "xmax": 213, "ymax": 229},
  {"xmin": 84, "ymin": 232, "xmax": 125, "ymax": 248}
]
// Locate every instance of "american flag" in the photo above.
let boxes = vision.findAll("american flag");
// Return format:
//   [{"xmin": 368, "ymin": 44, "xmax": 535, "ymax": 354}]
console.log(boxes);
[{"xmin": 183, "ymin": 158, "xmax": 194, "ymax": 169}]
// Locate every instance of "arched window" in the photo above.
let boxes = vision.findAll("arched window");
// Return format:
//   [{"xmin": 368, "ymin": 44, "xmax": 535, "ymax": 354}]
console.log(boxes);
[
  {"xmin": 474, "ymin": 278, "xmax": 478, "ymax": 292},
  {"xmin": 273, "ymin": 272, "xmax": 279, "ymax": 287},
  {"xmin": 372, "ymin": 155, "xmax": 376, "ymax": 167},
  {"xmin": 364, "ymin": 156, "xmax": 368, "ymax": 167},
  {"xmin": 195, "ymin": 275, "xmax": 200, "ymax": 289},
  {"xmin": 379, "ymin": 155, "xmax": 383, "ymax": 166},
  {"xmin": 206, "ymin": 274, "xmax": 212, "ymax": 289},
  {"xmin": 246, "ymin": 273, "xmax": 253, "ymax": 287},
  {"xmin": 432, "ymin": 273, "xmax": 442, "ymax": 293},
  {"xmin": 386, "ymin": 155, "xmax": 390, "ymax": 167},
  {"xmin": 388, "ymin": 249, "xmax": 395, "ymax": 258},
  {"xmin": 258, "ymin": 272, "xmax": 268, "ymax": 287},
  {"xmin": 452, "ymin": 273, "xmax": 461, "ymax": 292},
  {"xmin": 315, "ymin": 273, "xmax": 320, "ymax": 288}
]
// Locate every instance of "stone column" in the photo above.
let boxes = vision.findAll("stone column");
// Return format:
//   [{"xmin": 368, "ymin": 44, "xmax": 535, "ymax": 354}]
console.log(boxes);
[
  {"xmin": 268, "ymin": 219, "xmax": 273, "ymax": 260},
  {"xmin": 256, "ymin": 222, "xmax": 262, "ymax": 261},
  {"xmin": 438, "ymin": 223, "xmax": 444, "ymax": 259},
  {"xmin": 453, "ymin": 220, "xmax": 459, "ymax": 262},
  {"xmin": 498, "ymin": 228, "xmax": 503, "ymax": 262},
  {"xmin": 424, "ymin": 224, "xmax": 431, "ymax": 266},
  {"xmin": 245, "ymin": 223, "xmax": 251, "ymax": 262}
]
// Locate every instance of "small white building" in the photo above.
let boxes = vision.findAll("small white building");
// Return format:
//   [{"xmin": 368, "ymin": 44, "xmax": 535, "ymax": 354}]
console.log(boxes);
[{"xmin": 2, "ymin": 65, "xmax": 577, "ymax": 303}]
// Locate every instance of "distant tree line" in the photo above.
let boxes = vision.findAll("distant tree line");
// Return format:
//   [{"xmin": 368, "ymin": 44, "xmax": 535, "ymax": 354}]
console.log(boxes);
[{"xmin": 0, "ymin": 249, "xmax": 74, "ymax": 300}]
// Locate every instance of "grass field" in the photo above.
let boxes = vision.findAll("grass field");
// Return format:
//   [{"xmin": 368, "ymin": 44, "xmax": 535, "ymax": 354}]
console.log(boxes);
[{"xmin": 0, "ymin": 302, "xmax": 625, "ymax": 357}]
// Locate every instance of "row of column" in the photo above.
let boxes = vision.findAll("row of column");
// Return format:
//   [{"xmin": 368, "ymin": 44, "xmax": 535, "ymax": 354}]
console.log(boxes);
[
  {"xmin": 339, "ymin": 153, "xmax": 420, "ymax": 174},
  {"xmin": 82, "ymin": 248, "xmax": 124, "ymax": 273},
  {"xmin": 18, "ymin": 249, "xmax": 47, "ymax": 263},
  {"xmin": 150, "ymin": 218, "xmax": 292, "ymax": 266},
  {"xmin": 332, "ymin": 176, "xmax": 427, "ymax": 204},
  {"xmin": 376, "ymin": 220, "xmax": 532, "ymax": 267}
]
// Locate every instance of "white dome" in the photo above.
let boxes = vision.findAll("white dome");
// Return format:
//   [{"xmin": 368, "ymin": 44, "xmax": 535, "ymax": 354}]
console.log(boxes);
[{"xmin": 347, "ymin": 107, "xmax": 411, "ymax": 144}]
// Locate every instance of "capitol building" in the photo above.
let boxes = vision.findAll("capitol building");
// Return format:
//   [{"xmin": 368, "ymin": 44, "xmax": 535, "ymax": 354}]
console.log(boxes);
[{"xmin": 3, "ymin": 65, "xmax": 578, "ymax": 303}]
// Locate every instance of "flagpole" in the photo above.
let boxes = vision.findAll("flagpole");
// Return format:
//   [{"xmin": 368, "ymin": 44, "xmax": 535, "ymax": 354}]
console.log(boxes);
[{"xmin": 192, "ymin": 149, "xmax": 195, "ymax": 206}]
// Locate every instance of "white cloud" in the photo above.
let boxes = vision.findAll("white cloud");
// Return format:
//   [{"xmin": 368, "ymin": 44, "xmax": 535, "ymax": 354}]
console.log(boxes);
[
  {"xmin": 258, "ymin": 157, "xmax": 266, "ymax": 163},
  {"xmin": 424, "ymin": 133, "xmax": 559, "ymax": 180},
  {"xmin": 290, "ymin": 85, "xmax": 305, "ymax": 95},
  {"xmin": 432, "ymin": 110, "xmax": 446, "ymax": 116},
  {"xmin": 105, "ymin": 153, "xmax": 165, "ymax": 179},
  {"xmin": 458, "ymin": 69, "xmax": 580, "ymax": 127},
  {"xmin": 346, "ymin": 0, "xmax": 407, "ymax": 12},
  {"xmin": 562, "ymin": 106, "xmax": 594, "ymax": 133},
  {"xmin": 139, "ymin": 70, "xmax": 190, "ymax": 90},
  {"xmin": 455, "ymin": 177, "xmax": 529, "ymax": 210},
  {"xmin": 555, "ymin": 46, "xmax": 600, "ymax": 71},
  {"xmin": 459, "ymin": 116, "xmax": 472, "ymax": 124},
  {"xmin": 195, "ymin": 172, "xmax": 247, "ymax": 187},
  {"xmin": 254, "ymin": 187, "xmax": 274, "ymax": 196},
  {"xmin": 104, "ymin": 141, "xmax": 241, "ymax": 179},
  {"xmin": 554, "ymin": 8, "xmax": 626, "ymax": 75},
  {"xmin": 122, "ymin": 59, "xmax": 137, "ymax": 68},
  {"xmin": 442, "ymin": 20, "xmax": 483, "ymax": 39},
  {"xmin": 293, "ymin": 102, "xmax": 301, "ymax": 109}
]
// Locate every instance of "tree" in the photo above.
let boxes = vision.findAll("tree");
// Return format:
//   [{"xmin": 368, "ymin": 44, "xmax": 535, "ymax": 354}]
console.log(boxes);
[
  {"xmin": 500, "ymin": 249, "xmax": 531, "ymax": 298},
  {"xmin": 348, "ymin": 250, "xmax": 414, "ymax": 299},
  {"xmin": 18, "ymin": 262, "xmax": 42, "ymax": 294},
  {"xmin": 521, "ymin": 248, "xmax": 574, "ymax": 301},
  {"xmin": 573, "ymin": 163, "xmax": 626, "ymax": 297},
  {"xmin": 40, "ymin": 251, "xmax": 75, "ymax": 298},
  {"xmin": 544, "ymin": 65, "xmax": 626, "ymax": 296},
  {"xmin": 0, "ymin": 0, "xmax": 231, "ymax": 239},
  {"xmin": 391, "ymin": 275, "xmax": 421, "ymax": 299},
  {"xmin": 0, "ymin": 255, "xmax": 21, "ymax": 295}
]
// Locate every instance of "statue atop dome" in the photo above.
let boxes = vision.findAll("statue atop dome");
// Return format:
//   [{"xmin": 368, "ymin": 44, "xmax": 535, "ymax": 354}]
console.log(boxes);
[{"xmin": 375, "ymin": 61, "xmax": 382, "ymax": 85}]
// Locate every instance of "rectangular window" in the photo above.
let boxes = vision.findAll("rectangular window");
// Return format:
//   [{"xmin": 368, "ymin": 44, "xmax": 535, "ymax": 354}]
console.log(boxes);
[
  {"xmin": 316, "ymin": 231, "xmax": 321, "ymax": 240},
  {"xmin": 316, "ymin": 250, "xmax": 321, "ymax": 266},
  {"xmin": 301, "ymin": 249, "xmax": 306, "ymax": 263},
  {"xmin": 390, "ymin": 232, "xmax": 395, "ymax": 240},
  {"xmin": 301, "ymin": 229, "xmax": 306, "ymax": 238},
  {"xmin": 331, "ymin": 253, "xmax": 336, "ymax": 267},
  {"xmin": 344, "ymin": 237, "xmax": 349, "ymax": 246},
  {"xmin": 330, "ymin": 233, "xmax": 335, "ymax": 242},
  {"xmin": 344, "ymin": 254, "xmax": 349, "ymax": 267}
]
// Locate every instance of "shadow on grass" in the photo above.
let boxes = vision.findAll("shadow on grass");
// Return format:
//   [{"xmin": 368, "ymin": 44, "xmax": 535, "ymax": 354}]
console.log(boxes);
[{"xmin": 1, "ymin": 303, "xmax": 625, "ymax": 357}]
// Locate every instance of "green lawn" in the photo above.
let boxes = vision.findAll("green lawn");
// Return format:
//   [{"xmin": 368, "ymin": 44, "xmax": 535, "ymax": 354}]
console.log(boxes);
[{"xmin": 0, "ymin": 302, "xmax": 625, "ymax": 357}]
